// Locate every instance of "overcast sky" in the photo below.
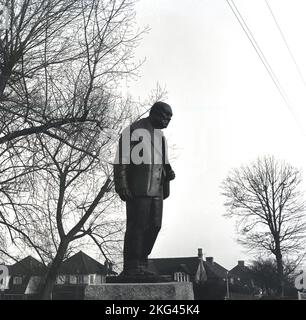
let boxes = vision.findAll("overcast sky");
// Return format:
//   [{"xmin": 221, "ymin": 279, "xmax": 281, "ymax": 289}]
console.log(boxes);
[{"xmin": 125, "ymin": 0, "xmax": 306, "ymax": 269}]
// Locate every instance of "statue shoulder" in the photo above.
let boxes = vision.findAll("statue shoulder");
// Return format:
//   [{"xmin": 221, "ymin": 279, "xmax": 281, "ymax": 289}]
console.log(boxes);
[
  {"xmin": 130, "ymin": 117, "xmax": 151, "ymax": 131},
  {"xmin": 120, "ymin": 118, "xmax": 145, "ymax": 134}
]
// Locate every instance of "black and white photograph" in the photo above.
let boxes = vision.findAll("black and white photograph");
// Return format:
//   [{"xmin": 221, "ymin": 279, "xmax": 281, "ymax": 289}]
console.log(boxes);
[{"xmin": 0, "ymin": 0, "xmax": 306, "ymax": 307}]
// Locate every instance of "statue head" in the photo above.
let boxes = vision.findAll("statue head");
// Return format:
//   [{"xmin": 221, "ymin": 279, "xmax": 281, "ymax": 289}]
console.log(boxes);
[{"xmin": 149, "ymin": 101, "xmax": 173, "ymax": 129}]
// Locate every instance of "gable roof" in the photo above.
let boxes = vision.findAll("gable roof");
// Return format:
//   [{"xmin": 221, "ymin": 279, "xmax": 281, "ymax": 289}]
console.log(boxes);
[
  {"xmin": 8, "ymin": 256, "xmax": 45, "ymax": 276},
  {"xmin": 59, "ymin": 251, "xmax": 107, "ymax": 275},
  {"xmin": 229, "ymin": 264, "xmax": 252, "ymax": 278},
  {"xmin": 228, "ymin": 264, "xmax": 255, "ymax": 289},
  {"xmin": 205, "ymin": 259, "xmax": 228, "ymax": 280},
  {"xmin": 148, "ymin": 256, "xmax": 228, "ymax": 280}
]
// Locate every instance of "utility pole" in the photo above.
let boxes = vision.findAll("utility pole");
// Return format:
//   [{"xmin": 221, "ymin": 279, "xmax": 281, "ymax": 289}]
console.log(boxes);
[{"xmin": 226, "ymin": 271, "xmax": 230, "ymax": 300}]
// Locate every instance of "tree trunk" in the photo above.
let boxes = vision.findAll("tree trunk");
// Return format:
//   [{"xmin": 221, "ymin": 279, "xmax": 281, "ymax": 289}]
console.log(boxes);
[
  {"xmin": 275, "ymin": 242, "xmax": 284, "ymax": 297},
  {"xmin": 0, "ymin": 69, "xmax": 11, "ymax": 99},
  {"xmin": 41, "ymin": 241, "xmax": 69, "ymax": 300}
]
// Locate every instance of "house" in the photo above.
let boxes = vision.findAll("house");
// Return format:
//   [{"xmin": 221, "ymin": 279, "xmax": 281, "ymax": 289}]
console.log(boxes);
[
  {"xmin": 52, "ymin": 251, "xmax": 117, "ymax": 299},
  {"xmin": 229, "ymin": 260, "xmax": 254, "ymax": 287},
  {"xmin": 148, "ymin": 248, "xmax": 229, "ymax": 299},
  {"xmin": 228, "ymin": 260, "xmax": 258, "ymax": 299},
  {"xmin": 148, "ymin": 248, "xmax": 228, "ymax": 282},
  {"xmin": 56, "ymin": 251, "xmax": 116, "ymax": 286},
  {"xmin": 1, "ymin": 251, "xmax": 116, "ymax": 300},
  {"xmin": 5, "ymin": 256, "xmax": 45, "ymax": 297}
]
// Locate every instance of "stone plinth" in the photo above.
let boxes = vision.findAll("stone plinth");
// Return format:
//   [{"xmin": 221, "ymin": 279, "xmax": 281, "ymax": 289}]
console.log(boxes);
[
  {"xmin": 84, "ymin": 282, "xmax": 194, "ymax": 300},
  {"xmin": 106, "ymin": 275, "xmax": 172, "ymax": 283}
]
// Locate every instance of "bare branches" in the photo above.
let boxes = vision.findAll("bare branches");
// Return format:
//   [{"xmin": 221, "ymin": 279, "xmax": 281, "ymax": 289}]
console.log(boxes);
[
  {"xmin": 222, "ymin": 156, "xmax": 306, "ymax": 295},
  {"xmin": 0, "ymin": 0, "xmax": 146, "ymax": 149},
  {"xmin": 0, "ymin": 0, "xmax": 157, "ymax": 299},
  {"xmin": 222, "ymin": 156, "xmax": 306, "ymax": 252}
]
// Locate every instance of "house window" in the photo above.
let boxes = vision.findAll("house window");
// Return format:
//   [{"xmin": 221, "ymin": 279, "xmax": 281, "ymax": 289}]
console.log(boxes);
[
  {"xmin": 56, "ymin": 275, "xmax": 66, "ymax": 285},
  {"xmin": 88, "ymin": 274, "xmax": 104, "ymax": 285},
  {"xmin": 69, "ymin": 275, "xmax": 77, "ymax": 284},
  {"xmin": 95, "ymin": 275, "xmax": 102, "ymax": 285},
  {"xmin": 89, "ymin": 274, "xmax": 95, "ymax": 285},
  {"xmin": 13, "ymin": 276, "xmax": 22, "ymax": 285},
  {"xmin": 174, "ymin": 272, "xmax": 189, "ymax": 282},
  {"xmin": 83, "ymin": 275, "xmax": 89, "ymax": 284}
]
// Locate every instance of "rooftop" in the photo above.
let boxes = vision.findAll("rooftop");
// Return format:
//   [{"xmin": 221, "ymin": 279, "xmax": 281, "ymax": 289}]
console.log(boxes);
[
  {"xmin": 148, "ymin": 256, "xmax": 228, "ymax": 280},
  {"xmin": 59, "ymin": 251, "xmax": 108, "ymax": 275}
]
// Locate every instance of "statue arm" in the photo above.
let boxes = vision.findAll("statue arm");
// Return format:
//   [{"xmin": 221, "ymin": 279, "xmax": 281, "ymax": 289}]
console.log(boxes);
[
  {"xmin": 162, "ymin": 136, "xmax": 175, "ymax": 181},
  {"xmin": 114, "ymin": 134, "xmax": 133, "ymax": 201}
]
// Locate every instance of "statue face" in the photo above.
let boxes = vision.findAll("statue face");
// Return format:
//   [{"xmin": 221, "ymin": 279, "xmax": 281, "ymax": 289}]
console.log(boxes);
[{"xmin": 150, "ymin": 106, "xmax": 173, "ymax": 129}]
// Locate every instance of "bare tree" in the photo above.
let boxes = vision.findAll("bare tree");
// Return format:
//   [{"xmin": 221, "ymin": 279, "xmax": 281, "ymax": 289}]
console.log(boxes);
[
  {"xmin": 0, "ymin": 89, "xmax": 133, "ymax": 296},
  {"xmin": 0, "ymin": 0, "xmax": 153, "ymax": 300},
  {"xmin": 222, "ymin": 156, "xmax": 306, "ymax": 296}
]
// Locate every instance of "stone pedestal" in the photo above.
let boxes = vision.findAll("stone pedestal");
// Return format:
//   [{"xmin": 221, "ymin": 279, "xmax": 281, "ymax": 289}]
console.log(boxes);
[
  {"xmin": 84, "ymin": 282, "xmax": 194, "ymax": 300},
  {"xmin": 106, "ymin": 275, "xmax": 172, "ymax": 283}
]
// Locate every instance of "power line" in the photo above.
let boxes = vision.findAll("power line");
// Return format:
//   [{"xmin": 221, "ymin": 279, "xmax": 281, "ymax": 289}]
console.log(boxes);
[
  {"xmin": 225, "ymin": 0, "xmax": 289, "ymax": 106},
  {"xmin": 265, "ymin": 0, "xmax": 306, "ymax": 88},
  {"xmin": 225, "ymin": 0, "xmax": 304, "ymax": 133}
]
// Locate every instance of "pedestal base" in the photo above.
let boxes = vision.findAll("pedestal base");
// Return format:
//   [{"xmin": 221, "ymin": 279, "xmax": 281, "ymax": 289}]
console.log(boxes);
[
  {"xmin": 84, "ymin": 282, "xmax": 194, "ymax": 300},
  {"xmin": 106, "ymin": 275, "xmax": 172, "ymax": 283}
]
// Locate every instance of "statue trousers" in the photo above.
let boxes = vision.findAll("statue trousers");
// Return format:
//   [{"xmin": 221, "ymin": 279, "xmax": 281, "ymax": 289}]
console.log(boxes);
[{"xmin": 124, "ymin": 196, "xmax": 163, "ymax": 271}]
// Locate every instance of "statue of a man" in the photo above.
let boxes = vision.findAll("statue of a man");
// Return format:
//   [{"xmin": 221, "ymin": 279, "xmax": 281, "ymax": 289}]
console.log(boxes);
[{"xmin": 114, "ymin": 101, "xmax": 175, "ymax": 277}]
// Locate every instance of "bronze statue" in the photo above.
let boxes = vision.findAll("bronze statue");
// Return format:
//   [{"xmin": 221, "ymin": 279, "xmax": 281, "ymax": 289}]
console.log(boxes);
[{"xmin": 114, "ymin": 101, "xmax": 175, "ymax": 277}]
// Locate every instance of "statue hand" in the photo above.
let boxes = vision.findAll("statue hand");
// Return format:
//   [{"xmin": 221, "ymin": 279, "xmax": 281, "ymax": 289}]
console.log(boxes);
[
  {"xmin": 167, "ymin": 169, "xmax": 175, "ymax": 181},
  {"xmin": 118, "ymin": 188, "xmax": 133, "ymax": 201}
]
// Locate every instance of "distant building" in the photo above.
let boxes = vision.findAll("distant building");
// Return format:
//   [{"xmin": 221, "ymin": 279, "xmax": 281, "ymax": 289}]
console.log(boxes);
[
  {"xmin": 5, "ymin": 256, "xmax": 45, "ymax": 297},
  {"xmin": 229, "ymin": 260, "xmax": 254, "ymax": 286},
  {"xmin": 228, "ymin": 260, "xmax": 257, "ymax": 299},
  {"xmin": 148, "ymin": 248, "xmax": 229, "ymax": 299},
  {"xmin": 149, "ymin": 249, "xmax": 227, "ymax": 282},
  {"xmin": 0, "ymin": 251, "xmax": 116, "ymax": 299},
  {"xmin": 56, "ymin": 251, "xmax": 116, "ymax": 286}
]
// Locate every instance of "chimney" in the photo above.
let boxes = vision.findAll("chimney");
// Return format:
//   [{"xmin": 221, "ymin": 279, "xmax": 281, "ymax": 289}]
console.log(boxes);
[
  {"xmin": 206, "ymin": 257, "xmax": 214, "ymax": 264},
  {"xmin": 238, "ymin": 260, "xmax": 245, "ymax": 267},
  {"xmin": 198, "ymin": 248, "xmax": 203, "ymax": 259}
]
